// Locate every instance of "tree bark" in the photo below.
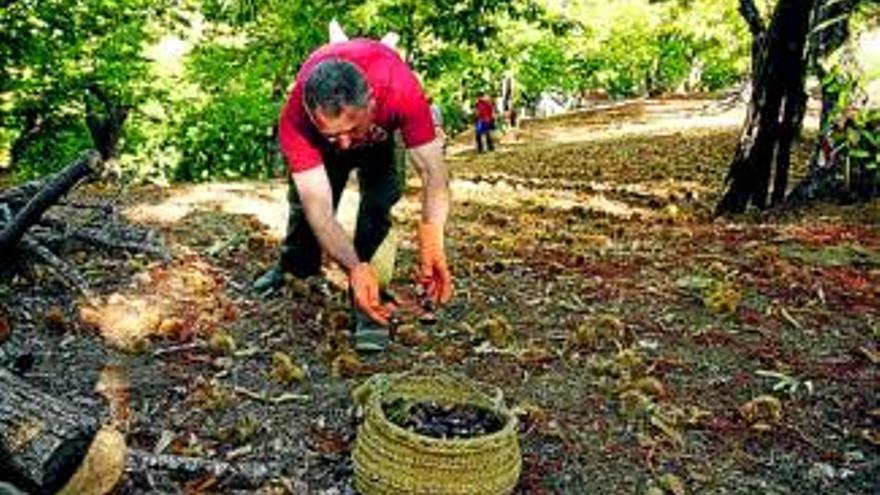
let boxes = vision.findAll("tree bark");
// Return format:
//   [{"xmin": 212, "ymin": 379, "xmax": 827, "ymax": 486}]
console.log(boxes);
[
  {"xmin": 0, "ymin": 368, "xmax": 99, "ymax": 494},
  {"xmin": 0, "ymin": 331, "xmax": 34, "ymax": 375},
  {"xmin": 126, "ymin": 450, "xmax": 276, "ymax": 489},
  {"xmin": 84, "ymin": 84, "xmax": 130, "ymax": 160},
  {"xmin": 0, "ymin": 179, "xmax": 47, "ymax": 210},
  {"xmin": 738, "ymin": 0, "xmax": 766, "ymax": 76},
  {"xmin": 717, "ymin": 0, "xmax": 817, "ymax": 214},
  {"xmin": 0, "ymin": 150, "xmax": 103, "ymax": 256}
]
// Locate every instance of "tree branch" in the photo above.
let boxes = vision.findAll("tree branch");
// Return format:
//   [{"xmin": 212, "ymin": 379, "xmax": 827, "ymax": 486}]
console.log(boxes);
[
  {"xmin": 19, "ymin": 236, "xmax": 92, "ymax": 298},
  {"xmin": 0, "ymin": 150, "xmax": 103, "ymax": 255},
  {"xmin": 739, "ymin": 0, "xmax": 766, "ymax": 38}
]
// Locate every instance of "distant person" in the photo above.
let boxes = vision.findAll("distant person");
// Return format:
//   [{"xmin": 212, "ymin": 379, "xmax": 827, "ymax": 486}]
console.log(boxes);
[
  {"xmin": 475, "ymin": 92, "xmax": 495, "ymax": 153},
  {"xmin": 428, "ymin": 97, "xmax": 446, "ymax": 154},
  {"xmin": 253, "ymin": 39, "xmax": 453, "ymax": 350}
]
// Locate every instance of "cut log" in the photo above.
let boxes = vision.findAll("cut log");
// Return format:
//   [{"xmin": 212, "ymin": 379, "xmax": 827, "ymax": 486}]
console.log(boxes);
[
  {"xmin": 0, "ymin": 368, "xmax": 99, "ymax": 494},
  {"xmin": 0, "ymin": 150, "xmax": 103, "ymax": 256}
]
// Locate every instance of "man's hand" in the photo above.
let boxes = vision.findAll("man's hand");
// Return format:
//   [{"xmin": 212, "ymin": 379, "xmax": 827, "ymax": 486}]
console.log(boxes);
[
  {"xmin": 417, "ymin": 222, "xmax": 453, "ymax": 304},
  {"xmin": 350, "ymin": 262, "xmax": 393, "ymax": 325}
]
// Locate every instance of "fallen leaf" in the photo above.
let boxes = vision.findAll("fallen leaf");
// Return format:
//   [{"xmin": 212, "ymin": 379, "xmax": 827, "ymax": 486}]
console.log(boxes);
[
  {"xmin": 629, "ymin": 376, "xmax": 666, "ymax": 398},
  {"xmin": 44, "ymin": 306, "xmax": 66, "ymax": 332},
  {"xmin": 95, "ymin": 365, "xmax": 131, "ymax": 431},
  {"xmin": 475, "ymin": 315, "xmax": 515, "ymax": 348},
  {"xmin": 395, "ymin": 324, "xmax": 432, "ymax": 347},
  {"xmin": 858, "ymin": 346, "xmax": 880, "ymax": 365},
  {"xmin": 657, "ymin": 472, "xmax": 686, "ymax": 495},
  {"xmin": 739, "ymin": 394, "xmax": 782, "ymax": 426},
  {"xmin": 209, "ymin": 331, "xmax": 237, "ymax": 355},
  {"xmin": 57, "ymin": 426, "xmax": 126, "ymax": 495},
  {"xmin": 331, "ymin": 351, "xmax": 363, "ymax": 378},
  {"xmin": 270, "ymin": 352, "xmax": 305, "ymax": 385}
]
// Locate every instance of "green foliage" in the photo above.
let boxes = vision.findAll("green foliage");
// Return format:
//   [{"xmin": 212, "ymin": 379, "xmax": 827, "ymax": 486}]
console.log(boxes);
[
  {"xmin": 174, "ymin": 76, "xmax": 278, "ymax": 181},
  {"xmin": 0, "ymin": 0, "xmax": 753, "ymax": 182},
  {"xmin": 517, "ymin": 37, "xmax": 572, "ymax": 100},
  {"xmin": 0, "ymin": 0, "xmax": 161, "ymax": 178},
  {"xmin": 842, "ymin": 107, "xmax": 880, "ymax": 197},
  {"xmin": 819, "ymin": 61, "xmax": 880, "ymax": 199},
  {"xmin": 166, "ymin": 0, "xmax": 357, "ymax": 180}
]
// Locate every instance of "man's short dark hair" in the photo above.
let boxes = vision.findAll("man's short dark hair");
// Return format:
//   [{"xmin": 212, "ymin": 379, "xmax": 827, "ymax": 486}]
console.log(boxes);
[{"xmin": 303, "ymin": 59, "xmax": 369, "ymax": 118}]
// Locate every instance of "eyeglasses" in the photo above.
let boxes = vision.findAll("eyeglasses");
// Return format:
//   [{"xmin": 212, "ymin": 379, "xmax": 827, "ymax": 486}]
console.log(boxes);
[{"xmin": 324, "ymin": 123, "xmax": 388, "ymax": 148}]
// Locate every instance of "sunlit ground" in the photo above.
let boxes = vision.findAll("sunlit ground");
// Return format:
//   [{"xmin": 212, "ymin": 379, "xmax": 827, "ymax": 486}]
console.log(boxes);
[{"xmin": 125, "ymin": 99, "xmax": 744, "ymax": 241}]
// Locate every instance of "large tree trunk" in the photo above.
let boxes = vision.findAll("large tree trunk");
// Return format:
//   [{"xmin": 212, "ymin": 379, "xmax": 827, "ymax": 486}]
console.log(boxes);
[
  {"xmin": 717, "ymin": 0, "xmax": 817, "ymax": 214},
  {"xmin": 0, "ymin": 368, "xmax": 99, "ymax": 494}
]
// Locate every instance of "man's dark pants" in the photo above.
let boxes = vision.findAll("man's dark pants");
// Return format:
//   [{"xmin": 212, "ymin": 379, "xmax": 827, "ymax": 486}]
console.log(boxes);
[{"xmin": 279, "ymin": 136, "xmax": 406, "ymax": 278}]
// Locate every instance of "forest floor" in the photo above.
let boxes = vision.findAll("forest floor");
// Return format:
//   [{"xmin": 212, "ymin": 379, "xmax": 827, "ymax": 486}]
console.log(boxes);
[{"xmin": 1, "ymin": 98, "xmax": 878, "ymax": 494}]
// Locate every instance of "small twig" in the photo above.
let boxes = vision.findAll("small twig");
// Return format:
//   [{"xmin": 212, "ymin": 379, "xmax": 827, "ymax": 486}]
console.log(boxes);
[
  {"xmin": 778, "ymin": 306, "xmax": 803, "ymax": 330},
  {"xmin": 152, "ymin": 342, "xmax": 205, "ymax": 357},
  {"xmin": 206, "ymin": 232, "xmax": 246, "ymax": 257},
  {"xmin": 20, "ymin": 236, "xmax": 92, "ymax": 298},
  {"xmin": 224, "ymin": 444, "xmax": 253, "ymax": 461},
  {"xmin": 232, "ymin": 386, "xmax": 310, "ymax": 405},
  {"xmin": 232, "ymin": 347, "xmax": 264, "ymax": 359}
]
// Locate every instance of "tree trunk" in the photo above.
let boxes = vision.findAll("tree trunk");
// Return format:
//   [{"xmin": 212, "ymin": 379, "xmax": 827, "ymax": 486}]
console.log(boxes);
[
  {"xmin": 84, "ymin": 84, "xmax": 130, "ymax": 160},
  {"xmin": 0, "ymin": 150, "xmax": 103, "ymax": 256},
  {"xmin": 0, "ymin": 368, "xmax": 99, "ymax": 494},
  {"xmin": 717, "ymin": 0, "xmax": 816, "ymax": 214},
  {"xmin": 738, "ymin": 0, "xmax": 766, "ymax": 76},
  {"xmin": 7, "ymin": 111, "xmax": 46, "ymax": 172}
]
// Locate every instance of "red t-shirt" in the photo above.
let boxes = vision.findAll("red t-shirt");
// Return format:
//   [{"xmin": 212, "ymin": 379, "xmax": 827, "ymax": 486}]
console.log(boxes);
[
  {"xmin": 475, "ymin": 98, "xmax": 495, "ymax": 123},
  {"xmin": 278, "ymin": 39, "xmax": 435, "ymax": 173}
]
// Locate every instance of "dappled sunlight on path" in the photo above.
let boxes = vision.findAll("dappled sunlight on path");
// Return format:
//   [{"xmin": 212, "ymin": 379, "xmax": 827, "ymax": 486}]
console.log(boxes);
[{"xmin": 125, "ymin": 180, "xmax": 364, "ymax": 239}]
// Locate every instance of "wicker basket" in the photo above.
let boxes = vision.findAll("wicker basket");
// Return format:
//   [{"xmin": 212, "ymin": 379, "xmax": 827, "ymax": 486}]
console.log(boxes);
[{"xmin": 352, "ymin": 372, "xmax": 521, "ymax": 495}]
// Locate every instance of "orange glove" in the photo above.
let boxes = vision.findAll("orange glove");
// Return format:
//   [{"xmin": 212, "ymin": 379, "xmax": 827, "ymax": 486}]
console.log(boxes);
[
  {"xmin": 417, "ymin": 222, "xmax": 453, "ymax": 304},
  {"xmin": 350, "ymin": 263, "xmax": 393, "ymax": 325}
]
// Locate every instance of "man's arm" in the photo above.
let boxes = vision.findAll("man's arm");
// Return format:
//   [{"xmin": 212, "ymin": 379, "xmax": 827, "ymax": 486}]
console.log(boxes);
[
  {"xmin": 291, "ymin": 165, "xmax": 360, "ymax": 271},
  {"xmin": 409, "ymin": 136, "xmax": 453, "ymax": 304},
  {"xmin": 408, "ymin": 137, "xmax": 450, "ymax": 226},
  {"xmin": 293, "ymin": 165, "xmax": 391, "ymax": 324}
]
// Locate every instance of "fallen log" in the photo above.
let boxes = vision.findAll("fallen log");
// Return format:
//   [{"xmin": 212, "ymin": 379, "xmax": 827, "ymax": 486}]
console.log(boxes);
[
  {"xmin": 126, "ymin": 450, "xmax": 276, "ymax": 489},
  {"xmin": 0, "ymin": 150, "xmax": 103, "ymax": 256},
  {"xmin": 0, "ymin": 179, "xmax": 46, "ymax": 211},
  {"xmin": 0, "ymin": 368, "xmax": 99, "ymax": 494},
  {"xmin": 0, "ymin": 333, "xmax": 35, "ymax": 375}
]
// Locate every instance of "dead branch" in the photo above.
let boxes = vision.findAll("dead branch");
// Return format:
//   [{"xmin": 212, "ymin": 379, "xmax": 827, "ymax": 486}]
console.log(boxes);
[
  {"xmin": 0, "ymin": 151, "xmax": 103, "ymax": 255},
  {"xmin": 72, "ymin": 228, "xmax": 170, "ymax": 261},
  {"xmin": 126, "ymin": 450, "xmax": 277, "ymax": 489},
  {"xmin": 18, "ymin": 236, "xmax": 91, "ymax": 298}
]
